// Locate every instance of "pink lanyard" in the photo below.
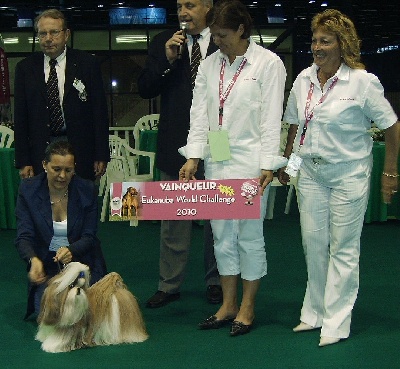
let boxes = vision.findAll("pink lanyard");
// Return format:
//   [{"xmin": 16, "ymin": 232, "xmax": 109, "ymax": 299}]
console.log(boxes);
[
  {"xmin": 299, "ymin": 76, "xmax": 338, "ymax": 146},
  {"xmin": 218, "ymin": 57, "xmax": 247, "ymax": 127}
]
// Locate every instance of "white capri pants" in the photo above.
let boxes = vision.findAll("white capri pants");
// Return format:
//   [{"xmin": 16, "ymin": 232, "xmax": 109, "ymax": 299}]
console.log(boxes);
[
  {"xmin": 297, "ymin": 156, "xmax": 372, "ymax": 339},
  {"xmin": 210, "ymin": 186, "xmax": 269, "ymax": 281}
]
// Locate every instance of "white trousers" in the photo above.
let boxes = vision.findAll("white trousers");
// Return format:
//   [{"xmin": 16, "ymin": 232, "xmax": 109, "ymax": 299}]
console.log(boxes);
[
  {"xmin": 210, "ymin": 186, "xmax": 269, "ymax": 281},
  {"xmin": 297, "ymin": 156, "xmax": 372, "ymax": 338}
]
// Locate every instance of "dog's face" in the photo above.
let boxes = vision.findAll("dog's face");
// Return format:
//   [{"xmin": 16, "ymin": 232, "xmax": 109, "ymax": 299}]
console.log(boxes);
[
  {"xmin": 37, "ymin": 263, "xmax": 90, "ymax": 326},
  {"xmin": 128, "ymin": 187, "xmax": 138, "ymax": 196},
  {"xmin": 111, "ymin": 196, "xmax": 122, "ymax": 211}
]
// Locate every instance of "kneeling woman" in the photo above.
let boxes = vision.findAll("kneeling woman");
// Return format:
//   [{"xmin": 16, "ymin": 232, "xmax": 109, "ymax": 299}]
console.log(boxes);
[{"xmin": 15, "ymin": 140, "xmax": 107, "ymax": 319}]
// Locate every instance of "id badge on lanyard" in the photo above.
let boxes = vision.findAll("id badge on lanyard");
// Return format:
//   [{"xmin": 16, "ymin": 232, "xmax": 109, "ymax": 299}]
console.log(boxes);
[
  {"xmin": 285, "ymin": 76, "xmax": 338, "ymax": 177},
  {"xmin": 208, "ymin": 57, "xmax": 247, "ymax": 162}
]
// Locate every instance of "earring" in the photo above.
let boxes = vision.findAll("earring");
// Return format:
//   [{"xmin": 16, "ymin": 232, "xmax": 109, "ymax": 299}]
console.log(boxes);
[{"xmin": 44, "ymin": 169, "xmax": 47, "ymax": 173}]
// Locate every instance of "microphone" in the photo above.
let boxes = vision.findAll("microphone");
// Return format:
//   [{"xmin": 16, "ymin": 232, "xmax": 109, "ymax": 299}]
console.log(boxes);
[{"xmin": 177, "ymin": 21, "xmax": 187, "ymax": 59}]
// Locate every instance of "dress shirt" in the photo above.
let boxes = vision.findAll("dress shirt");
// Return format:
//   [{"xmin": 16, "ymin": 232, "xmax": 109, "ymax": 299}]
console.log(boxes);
[
  {"xmin": 188, "ymin": 28, "xmax": 211, "ymax": 64},
  {"xmin": 44, "ymin": 47, "xmax": 67, "ymax": 102},
  {"xmin": 284, "ymin": 63, "xmax": 398, "ymax": 163},
  {"xmin": 179, "ymin": 38, "xmax": 287, "ymax": 179}
]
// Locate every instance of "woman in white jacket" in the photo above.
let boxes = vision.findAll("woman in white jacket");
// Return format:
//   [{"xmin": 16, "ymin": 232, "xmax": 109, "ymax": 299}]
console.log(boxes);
[{"xmin": 179, "ymin": 0, "xmax": 287, "ymax": 336}]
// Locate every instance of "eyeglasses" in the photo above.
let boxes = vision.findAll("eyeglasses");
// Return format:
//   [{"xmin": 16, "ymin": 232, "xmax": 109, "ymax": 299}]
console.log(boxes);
[{"xmin": 37, "ymin": 29, "xmax": 66, "ymax": 40}]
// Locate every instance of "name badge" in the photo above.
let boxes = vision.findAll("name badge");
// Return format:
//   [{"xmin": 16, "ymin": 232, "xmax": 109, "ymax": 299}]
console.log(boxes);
[
  {"xmin": 208, "ymin": 130, "xmax": 231, "ymax": 162},
  {"xmin": 285, "ymin": 153, "xmax": 303, "ymax": 177},
  {"xmin": 73, "ymin": 78, "xmax": 87, "ymax": 101}
]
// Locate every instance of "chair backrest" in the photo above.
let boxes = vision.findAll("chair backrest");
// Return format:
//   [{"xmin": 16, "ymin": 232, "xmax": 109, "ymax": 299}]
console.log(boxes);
[
  {"xmin": 0, "ymin": 125, "xmax": 14, "ymax": 148},
  {"xmin": 107, "ymin": 134, "xmax": 155, "ymax": 179},
  {"xmin": 133, "ymin": 114, "xmax": 159, "ymax": 150},
  {"xmin": 108, "ymin": 126, "xmax": 135, "ymax": 147},
  {"xmin": 108, "ymin": 135, "xmax": 131, "ymax": 179}
]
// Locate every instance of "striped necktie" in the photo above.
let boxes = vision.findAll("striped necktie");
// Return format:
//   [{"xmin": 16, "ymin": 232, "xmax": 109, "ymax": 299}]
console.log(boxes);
[
  {"xmin": 47, "ymin": 58, "xmax": 64, "ymax": 134},
  {"xmin": 190, "ymin": 34, "xmax": 201, "ymax": 90}
]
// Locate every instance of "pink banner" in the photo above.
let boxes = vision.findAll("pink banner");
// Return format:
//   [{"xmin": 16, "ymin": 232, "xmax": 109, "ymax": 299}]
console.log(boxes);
[{"xmin": 109, "ymin": 179, "xmax": 261, "ymax": 221}]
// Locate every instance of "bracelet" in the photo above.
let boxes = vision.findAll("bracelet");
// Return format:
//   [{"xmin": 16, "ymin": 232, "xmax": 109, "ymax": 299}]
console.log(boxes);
[{"xmin": 382, "ymin": 172, "xmax": 399, "ymax": 178}]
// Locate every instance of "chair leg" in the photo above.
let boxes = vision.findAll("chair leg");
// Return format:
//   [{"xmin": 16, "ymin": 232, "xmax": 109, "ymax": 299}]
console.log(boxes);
[
  {"xmin": 265, "ymin": 186, "xmax": 277, "ymax": 220},
  {"xmin": 284, "ymin": 185, "xmax": 295, "ymax": 215},
  {"xmin": 129, "ymin": 219, "xmax": 139, "ymax": 227},
  {"xmin": 100, "ymin": 185, "xmax": 109, "ymax": 222},
  {"xmin": 98, "ymin": 175, "xmax": 106, "ymax": 197}
]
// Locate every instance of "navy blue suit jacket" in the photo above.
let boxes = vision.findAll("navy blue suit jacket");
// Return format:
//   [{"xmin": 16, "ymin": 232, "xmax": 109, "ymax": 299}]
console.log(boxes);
[{"xmin": 14, "ymin": 48, "xmax": 110, "ymax": 180}]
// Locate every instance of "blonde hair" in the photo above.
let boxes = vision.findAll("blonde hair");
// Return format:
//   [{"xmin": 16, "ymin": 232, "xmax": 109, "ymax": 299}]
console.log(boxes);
[{"xmin": 311, "ymin": 9, "xmax": 365, "ymax": 70}]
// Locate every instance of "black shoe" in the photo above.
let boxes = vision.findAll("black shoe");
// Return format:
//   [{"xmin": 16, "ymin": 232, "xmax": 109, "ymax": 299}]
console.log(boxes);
[
  {"xmin": 206, "ymin": 285, "xmax": 223, "ymax": 304},
  {"xmin": 145, "ymin": 291, "xmax": 180, "ymax": 308},
  {"xmin": 198, "ymin": 315, "xmax": 234, "ymax": 330},
  {"xmin": 230, "ymin": 320, "xmax": 252, "ymax": 336}
]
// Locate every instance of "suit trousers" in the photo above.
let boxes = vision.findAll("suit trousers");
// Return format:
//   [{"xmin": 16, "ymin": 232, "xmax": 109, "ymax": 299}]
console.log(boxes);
[
  {"xmin": 297, "ymin": 156, "xmax": 372, "ymax": 339},
  {"xmin": 158, "ymin": 171, "xmax": 219, "ymax": 294}
]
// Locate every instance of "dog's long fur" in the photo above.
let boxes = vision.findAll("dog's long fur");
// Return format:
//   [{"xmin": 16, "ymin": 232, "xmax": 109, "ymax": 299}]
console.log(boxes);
[
  {"xmin": 85, "ymin": 272, "xmax": 148, "ymax": 346},
  {"xmin": 36, "ymin": 262, "xmax": 148, "ymax": 353}
]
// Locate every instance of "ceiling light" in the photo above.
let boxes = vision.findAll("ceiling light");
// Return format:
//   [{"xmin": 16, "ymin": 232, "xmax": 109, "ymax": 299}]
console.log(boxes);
[
  {"xmin": 116, "ymin": 35, "xmax": 147, "ymax": 43},
  {"xmin": 2, "ymin": 37, "xmax": 18, "ymax": 44}
]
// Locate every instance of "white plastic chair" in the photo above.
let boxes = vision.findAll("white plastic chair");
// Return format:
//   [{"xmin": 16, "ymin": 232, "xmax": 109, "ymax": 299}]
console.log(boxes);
[
  {"xmin": 99, "ymin": 126, "xmax": 137, "ymax": 197},
  {"xmin": 265, "ymin": 121, "xmax": 296, "ymax": 220},
  {"xmin": 133, "ymin": 114, "xmax": 159, "ymax": 150},
  {"xmin": 0, "ymin": 125, "xmax": 14, "ymax": 148},
  {"xmin": 100, "ymin": 135, "xmax": 155, "ymax": 224}
]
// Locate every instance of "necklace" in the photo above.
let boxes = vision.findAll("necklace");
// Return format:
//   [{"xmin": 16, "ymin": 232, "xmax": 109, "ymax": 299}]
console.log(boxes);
[{"xmin": 50, "ymin": 190, "xmax": 68, "ymax": 205}]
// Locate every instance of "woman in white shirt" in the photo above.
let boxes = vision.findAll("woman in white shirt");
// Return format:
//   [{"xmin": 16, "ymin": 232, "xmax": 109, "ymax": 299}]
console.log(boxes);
[
  {"xmin": 179, "ymin": 0, "xmax": 286, "ymax": 336},
  {"xmin": 280, "ymin": 9, "xmax": 399, "ymax": 346}
]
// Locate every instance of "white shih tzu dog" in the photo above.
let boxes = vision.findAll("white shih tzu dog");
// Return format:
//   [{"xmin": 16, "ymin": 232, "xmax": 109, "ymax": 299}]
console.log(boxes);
[{"xmin": 36, "ymin": 262, "xmax": 148, "ymax": 353}]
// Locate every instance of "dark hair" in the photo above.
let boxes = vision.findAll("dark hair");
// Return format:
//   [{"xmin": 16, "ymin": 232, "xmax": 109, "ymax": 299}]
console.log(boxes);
[
  {"xmin": 206, "ymin": 0, "xmax": 252, "ymax": 39},
  {"xmin": 34, "ymin": 9, "xmax": 68, "ymax": 32},
  {"xmin": 311, "ymin": 9, "xmax": 364, "ymax": 69},
  {"xmin": 43, "ymin": 140, "xmax": 75, "ymax": 163}
]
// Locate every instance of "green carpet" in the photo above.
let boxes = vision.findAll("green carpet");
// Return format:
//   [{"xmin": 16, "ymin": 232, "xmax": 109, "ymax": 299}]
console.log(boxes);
[{"xmin": 1, "ymin": 188, "xmax": 399, "ymax": 369}]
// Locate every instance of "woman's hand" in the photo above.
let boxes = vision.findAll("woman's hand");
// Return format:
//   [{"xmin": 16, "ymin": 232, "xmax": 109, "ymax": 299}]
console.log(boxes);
[
  {"xmin": 179, "ymin": 159, "xmax": 200, "ymax": 182},
  {"xmin": 28, "ymin": 257, "xmax": 47, "ymax": 284},
  {"xmin": 53, "ymin": 246, "xmax": 73, "ymax": 265},
  {"xmin": 259, "ymin": 170, "xmax": 274, "ymax": 195},
  {"xmin": 277, "ymin": 167, "xmax": 290, "ymax": 185}
]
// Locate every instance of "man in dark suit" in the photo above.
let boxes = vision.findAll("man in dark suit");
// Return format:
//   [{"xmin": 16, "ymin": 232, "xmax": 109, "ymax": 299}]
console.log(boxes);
[
  {"xmin": 14, "ymin": 9, "xmax": 109, "ymax": 181},
  {"xmin": 138, "ymin": 0, "xmax": 221, "ymax": 308}
]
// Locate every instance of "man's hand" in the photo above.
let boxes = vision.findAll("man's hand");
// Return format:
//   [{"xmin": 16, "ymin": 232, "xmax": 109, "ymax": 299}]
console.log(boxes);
[
  {"xmin": 94, "ymin": 161, "xmax": 107, "ymax": 178},
  {"xmin": 165, "ymin": 30, "xmax": 187, "ymax": 63},
  {"xmin": 19, "ymin": 166, "xmax": 34, "ymax": 179}
]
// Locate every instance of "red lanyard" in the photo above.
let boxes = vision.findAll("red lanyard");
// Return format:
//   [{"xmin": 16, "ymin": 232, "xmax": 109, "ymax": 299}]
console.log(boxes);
[
  {"xmin": 299, "ymin": 76, "xmax": 338, "ymax": 146},
  {"xmin": 218, "ymin": 57, "xmax": 247, "ymax": 127}
]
